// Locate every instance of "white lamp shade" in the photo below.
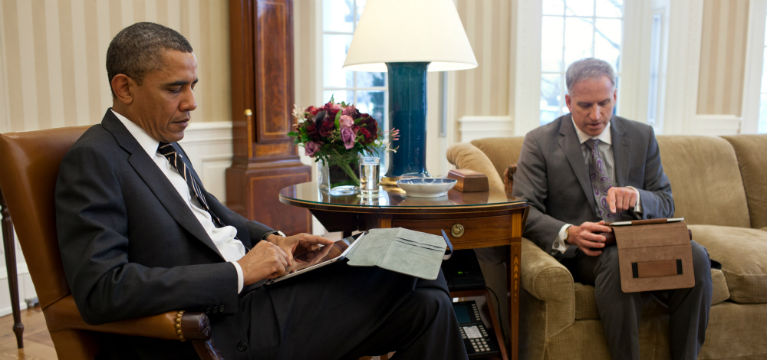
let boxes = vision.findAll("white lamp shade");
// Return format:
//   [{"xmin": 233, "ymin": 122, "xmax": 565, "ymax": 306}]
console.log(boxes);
[{"xmin": 343, "ymin": 0, "xmax": 478, "ymax": 72}]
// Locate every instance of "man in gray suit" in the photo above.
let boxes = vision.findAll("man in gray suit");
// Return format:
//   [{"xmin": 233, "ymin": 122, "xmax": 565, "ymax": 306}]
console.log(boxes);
[{"xmin": 512, "ymin": 58, "xmax": 712, "ymax": 359}]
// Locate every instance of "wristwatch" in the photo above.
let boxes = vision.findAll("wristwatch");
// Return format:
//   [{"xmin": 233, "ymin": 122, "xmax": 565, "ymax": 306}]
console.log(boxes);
[{"xmin": 267, "ymin": 230, "xmax": 286, "ymax": 239}]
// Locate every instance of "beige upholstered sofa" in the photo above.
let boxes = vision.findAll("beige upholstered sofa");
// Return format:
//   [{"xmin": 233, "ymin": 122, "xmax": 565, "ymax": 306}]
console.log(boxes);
[{"xmin": 446, "ymin": 134, "xmax": 766, "ymax": 360}]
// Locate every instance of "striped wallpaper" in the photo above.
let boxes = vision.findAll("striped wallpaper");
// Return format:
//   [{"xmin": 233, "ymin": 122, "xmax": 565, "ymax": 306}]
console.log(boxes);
[
  {"xmin": 453, "ymin": 0, "xmax": 513, "ymax": 121},
  {"xmin": 0, "ymin": 0, "xmax": 231, "ymax": 133},
  {"xmin": 0, "ymin": 0, "xmax": 755, "ymax": 133},
  {"xmin": 697, "ymin": 0, "xmax": 749, "ymax": 115}
]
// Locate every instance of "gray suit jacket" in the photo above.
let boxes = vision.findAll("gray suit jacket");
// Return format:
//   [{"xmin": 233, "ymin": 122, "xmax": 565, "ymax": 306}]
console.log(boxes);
[{"xmin": 512, "ymin": 114, "xmax": 674, "ymax": 259}]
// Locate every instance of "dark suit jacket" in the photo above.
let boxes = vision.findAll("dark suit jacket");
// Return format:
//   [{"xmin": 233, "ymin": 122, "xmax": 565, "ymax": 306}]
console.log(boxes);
[
  {"xmin": 55, "ymin": 110, "xmax": 275, "ymax": 357},
  {"xmin": 512, "ymin": 114, "xmax": 674, "ymax": 259}
]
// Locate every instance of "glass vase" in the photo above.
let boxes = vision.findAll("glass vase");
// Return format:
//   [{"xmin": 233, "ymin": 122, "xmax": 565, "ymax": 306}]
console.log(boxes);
[{"xmin": 317, "ymin": 157, "xmax": 360, "ymax": 196}]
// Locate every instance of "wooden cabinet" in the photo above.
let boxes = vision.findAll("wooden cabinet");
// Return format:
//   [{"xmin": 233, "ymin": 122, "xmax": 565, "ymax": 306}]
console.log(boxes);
[{"xmin": 226, "ymin": 0, "xmax": 311, "ymax": 234}]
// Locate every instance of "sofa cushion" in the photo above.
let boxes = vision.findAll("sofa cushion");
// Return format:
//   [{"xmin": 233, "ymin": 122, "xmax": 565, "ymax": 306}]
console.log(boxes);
[
  {"xmin": 656, "ymin": 136, "xmax": 751, "ymax": 228},
  {"xmin": 690, "ymin": 224, "xmax": 766, "ymax": 303},
  {"xmin": 721, "ymin": 135, "xmax": 767, "ymax": 229},
  {"xmin": 573, "ymin": 268, "xmax": 730, "ymax": 320}
]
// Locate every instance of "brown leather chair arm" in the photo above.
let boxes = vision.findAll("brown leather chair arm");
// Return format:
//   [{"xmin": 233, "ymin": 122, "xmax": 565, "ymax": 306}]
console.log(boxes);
[
  {"xmin": 503, "ymin": 164, "xmax": 517, "ymax": 195},
  {"xmin": 44, "ymin": 296, "xmax": 211, "ymax": 341}
]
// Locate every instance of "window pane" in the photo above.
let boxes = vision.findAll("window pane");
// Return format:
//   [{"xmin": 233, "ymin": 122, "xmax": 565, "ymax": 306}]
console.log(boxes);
[
  {"xmin": 356, "ymin": 0, "xmax": 366, "ymax": 24},
  {"xmin": 595, "ymin": 19, "xmax": 622, "ymax": 71},
  {"xmin": 595, "ymin": 0, "xmax": 623, "ymax": 18},
  {"xmin": 564, "ymin": 17, "xmax": 594, "ymax": 66},
  {"xmin": 541, "ymin": 16, "xmax": 565, "ymax": 72},
  {"xmin": 565, "ymin": 0, "xmax": 593, "ymax": 16},
  {"xmin": 355, "ymin": 90, "xmax": 386, "ymax": 129},
  {"xmin": 323, "ymin": 34, "xmax": 354, "ymax": 88},
  {"xmin": 760, "ymin": 20, "xmax": 768, "ymax": 133},
  {"xmin": 356, "ymin": 71, "xmax": 386, "ymax": 88},
  {"xmin": 759, "ymin": 92, "xmax": 767, "ymax": 133},
  {"xmin": 323, "ymin": 90, "xmax": 354, "ymax": 104},
  {"xmin": 542, "ymin": 0, "xmax": 564, "ymax": 15},
  {"xmin": 323, "ymin": 0, "xmax": 354, "ymax": 33},
  {"xmin": 540, "ymin": 74, "xmax": 564, "ymax": 124}
]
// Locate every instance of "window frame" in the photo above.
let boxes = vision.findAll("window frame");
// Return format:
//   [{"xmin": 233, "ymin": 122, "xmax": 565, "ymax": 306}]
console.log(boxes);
[{"xmin": 319, "ymin": 0, "xmax": 389, "ymax": 131}]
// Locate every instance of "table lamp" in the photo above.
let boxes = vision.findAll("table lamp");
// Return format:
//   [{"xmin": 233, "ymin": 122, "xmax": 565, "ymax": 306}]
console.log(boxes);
[{"xmin": 343, "ymin": 0, "xmax": 477, "ymax": 183}]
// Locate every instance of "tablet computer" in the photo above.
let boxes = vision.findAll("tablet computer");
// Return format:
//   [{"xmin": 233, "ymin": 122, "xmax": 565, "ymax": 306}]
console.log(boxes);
[{"xmin": 265, "ymin": 232, "xmax": 364, "ymax": 285}]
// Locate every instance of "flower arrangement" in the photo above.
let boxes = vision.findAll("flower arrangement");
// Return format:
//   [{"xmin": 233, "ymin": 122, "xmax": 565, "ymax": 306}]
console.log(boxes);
[{"xmin": 289, "ymin": 97, "xmax": 398, "ymax": 189}]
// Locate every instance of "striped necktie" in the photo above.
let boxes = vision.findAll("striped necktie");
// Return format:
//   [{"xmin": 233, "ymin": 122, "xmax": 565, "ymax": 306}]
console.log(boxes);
[
  {"xmin": 586, "ymin": 139, "xmax": 617, "ymax": 221},
  {"xmin": 157, "ymin": 142, "xmax": 223, "ymax": 226}
]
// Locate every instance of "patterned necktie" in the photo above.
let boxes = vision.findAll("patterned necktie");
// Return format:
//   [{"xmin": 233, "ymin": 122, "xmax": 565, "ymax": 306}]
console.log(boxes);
[
  {"xmin": 157, "ymin": 142, "xmax": 223, "ymax": 226},
  {"xmin": 586, "ymin": 139, "xmax": 616, "ymax": 221}
]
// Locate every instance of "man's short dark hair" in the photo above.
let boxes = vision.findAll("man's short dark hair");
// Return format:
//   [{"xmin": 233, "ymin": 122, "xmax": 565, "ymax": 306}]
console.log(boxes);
[
  {"xmin": 106, "ymin": 22, "xmax": 193, "ymax": 89},
  {"xmin": 565, "ymin": 58, "xmax": 616, "ymax": 94}
]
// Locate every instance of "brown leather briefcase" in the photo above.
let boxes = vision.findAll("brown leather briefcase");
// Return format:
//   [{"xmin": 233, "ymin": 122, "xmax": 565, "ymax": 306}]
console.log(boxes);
[{"xmin": 606, "ymin": 219, "xmax": 695, "ymax": 293}]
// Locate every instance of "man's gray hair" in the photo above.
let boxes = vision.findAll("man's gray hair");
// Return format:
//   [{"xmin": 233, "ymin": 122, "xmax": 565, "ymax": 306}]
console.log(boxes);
[
  {"xmin": 565, "ymin": 58, "xmax": 616, "ymax": 94},
  {"xmin": 106, "ymin": 22, "xmax": 193, "ymax": 88}
]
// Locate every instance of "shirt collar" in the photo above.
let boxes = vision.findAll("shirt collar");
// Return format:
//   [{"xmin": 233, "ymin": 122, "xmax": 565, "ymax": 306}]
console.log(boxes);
[
  {"xmin": 111, "ymin": 109, "xmax": 162, "ymax": 157},
  {"xmin": 571, "ymin": 117, "xmax": 612, "ymax": 145}
]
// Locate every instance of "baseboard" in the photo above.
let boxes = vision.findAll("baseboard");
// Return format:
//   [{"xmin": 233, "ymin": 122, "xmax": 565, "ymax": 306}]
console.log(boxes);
[{"xmin": 458, "ymin": 116, "xmax": 515, "ymax": 142}]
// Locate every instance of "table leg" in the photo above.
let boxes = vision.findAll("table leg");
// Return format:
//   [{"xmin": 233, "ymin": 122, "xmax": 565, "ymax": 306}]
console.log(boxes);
[
  {"xmin": 0, "ymin": 190, "xmax": 23, "ymax": 348},
  {"xmin": 508, "ymin": 243, "xmax": 520, "ymax": 360}
]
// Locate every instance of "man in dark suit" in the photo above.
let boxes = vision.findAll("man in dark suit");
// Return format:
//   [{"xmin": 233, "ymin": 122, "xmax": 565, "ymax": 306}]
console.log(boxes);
[
  {"xmin": 512, "ymin": 58, "xmax": 712, "ymax": 359},
  {"xmin": 55, "ymin": 22, "xmax": 467, "ymax": 360}
]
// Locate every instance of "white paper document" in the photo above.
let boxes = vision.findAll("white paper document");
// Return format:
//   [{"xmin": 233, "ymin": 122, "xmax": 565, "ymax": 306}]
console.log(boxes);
[{"xmin": 346, "ymin": 227, "xmax": 448, "ymax": 280}]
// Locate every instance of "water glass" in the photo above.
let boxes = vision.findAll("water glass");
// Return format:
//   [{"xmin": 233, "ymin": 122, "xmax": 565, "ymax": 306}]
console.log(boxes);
[{"xmin": 359, "ymin": 155, "xmax": 380, "ymax": 196}]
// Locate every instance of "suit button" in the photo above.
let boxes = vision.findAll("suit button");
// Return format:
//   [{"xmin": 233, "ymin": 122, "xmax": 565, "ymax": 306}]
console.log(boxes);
[{"xmin": 237, "ymin": 341, "xmax": 248, "ymax": 352}]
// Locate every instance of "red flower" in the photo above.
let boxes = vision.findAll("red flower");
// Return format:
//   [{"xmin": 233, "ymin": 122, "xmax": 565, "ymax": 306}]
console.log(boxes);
[
  {"xmin": 305, "ymin": 105, "xmax": 321, "ymax": 116},
  {"xmin": 357, "ymin": 115, "xmax": 378, "ymax": 143},
  {"xmin": 323, "ymin": 102, "xmax": 341, "ymax": 120},
  {"xmin": 358, "ymin": 127, "xmax": 373, "ymax": 144},
  {"xmin": 318, "ymin": 116, "xmax": 335, "ymax": 137}
]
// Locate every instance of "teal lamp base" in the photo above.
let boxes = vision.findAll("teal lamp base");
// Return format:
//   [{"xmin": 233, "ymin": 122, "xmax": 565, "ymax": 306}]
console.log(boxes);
[{"xmin": 384, "ymin": 62, "xmax": 430, "ymax": 180}]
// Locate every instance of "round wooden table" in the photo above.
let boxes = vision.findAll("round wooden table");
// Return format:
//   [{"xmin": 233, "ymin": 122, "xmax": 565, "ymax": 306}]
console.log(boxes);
[{"xmin": 279, "ymin": 182, "xmax": 528, "ymax": 360}]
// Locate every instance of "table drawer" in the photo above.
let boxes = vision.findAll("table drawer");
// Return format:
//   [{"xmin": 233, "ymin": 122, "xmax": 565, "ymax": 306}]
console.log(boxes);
[{"xmin": 391, "ymin": 214, "xmax": 520, "ymax": 249}]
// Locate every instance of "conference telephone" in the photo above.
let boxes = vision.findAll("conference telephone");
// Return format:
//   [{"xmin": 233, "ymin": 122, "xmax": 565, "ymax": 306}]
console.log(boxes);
[{"xmin": 453, "ymin": 300, "xmax": 501, "ymax": 358}]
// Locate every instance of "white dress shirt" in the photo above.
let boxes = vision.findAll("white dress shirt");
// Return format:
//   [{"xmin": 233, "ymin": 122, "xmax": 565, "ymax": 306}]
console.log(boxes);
[
  {"xmin": 552, "ymin": 119, "xmax": 642, "ymax": 254},
  {"xmin": 112, "ymin": 110, "xmax": 246, "ymax": 292}
]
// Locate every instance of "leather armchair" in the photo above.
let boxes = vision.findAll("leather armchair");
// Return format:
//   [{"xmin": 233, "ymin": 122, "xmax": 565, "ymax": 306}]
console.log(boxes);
[{"xmin": 0, "ymin": 127, "xmax": 220, "ymax": 359}]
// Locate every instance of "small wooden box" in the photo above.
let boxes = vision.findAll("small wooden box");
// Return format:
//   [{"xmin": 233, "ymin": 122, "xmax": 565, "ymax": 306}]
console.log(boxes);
[{"xmin": 447, "ymin": 169, "xmax": 489, "ymax": 192}]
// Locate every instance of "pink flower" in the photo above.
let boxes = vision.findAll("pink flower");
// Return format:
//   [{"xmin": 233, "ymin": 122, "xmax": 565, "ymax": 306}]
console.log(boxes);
[
  {"xmin": 304, "ymin": 141, "xmax": 321, "ymax": 157},
  {"xmin": 341, "ymin": 127, "xmax": 356, "ymax": 149},
  {"xmin": 340, "ymin": 115, "xmax": 354, "ymax": 128},
  {"xmin": 391, "ymin": 128, "xmax": 400, "ymax": 142},
  {"xmin": 342, "ymin": 106, "xmax": 360, "ymax": 118}
]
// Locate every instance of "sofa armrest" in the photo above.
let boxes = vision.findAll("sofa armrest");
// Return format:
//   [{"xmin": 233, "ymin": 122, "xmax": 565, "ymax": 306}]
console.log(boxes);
[
  {"xmin": 446, "ymin": 143, "xmax": 506, "ymax": 194},
  {"xmin": 521, "ymin": 238, "xmax": 576, "ymax": 335}
]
